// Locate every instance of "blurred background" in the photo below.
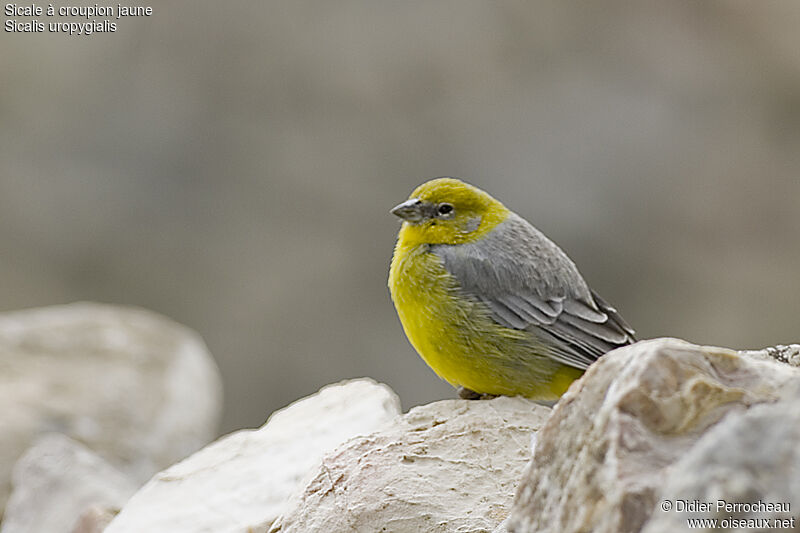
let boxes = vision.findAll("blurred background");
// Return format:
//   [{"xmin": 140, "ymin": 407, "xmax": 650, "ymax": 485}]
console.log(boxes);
[{"xmin": 2, "ymin": 1, "xmax": 798, "ymax": 434}]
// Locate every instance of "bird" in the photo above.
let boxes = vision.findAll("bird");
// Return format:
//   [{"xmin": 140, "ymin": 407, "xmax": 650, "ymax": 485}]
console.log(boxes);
[{"xmin": 388, "ymin": 177, "xmax": 635, "ymax": 401}]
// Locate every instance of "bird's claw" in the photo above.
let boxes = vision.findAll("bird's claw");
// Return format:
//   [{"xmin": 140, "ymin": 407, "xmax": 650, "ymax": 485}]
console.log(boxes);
[{"xmin": 457, "ymin": 386, "xmax": 498, "ymax": 400}]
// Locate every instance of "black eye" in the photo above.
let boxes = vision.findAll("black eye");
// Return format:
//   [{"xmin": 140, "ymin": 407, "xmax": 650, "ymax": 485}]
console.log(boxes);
[{"xmin": 437, "ymin": 203, "xmax": 454, "ymax": 216}]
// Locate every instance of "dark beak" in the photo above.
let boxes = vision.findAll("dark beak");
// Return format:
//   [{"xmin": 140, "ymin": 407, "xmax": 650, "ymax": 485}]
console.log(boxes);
[{"xmin": 390, "ymin": 198, "xmax": 424, "ymax": 222}]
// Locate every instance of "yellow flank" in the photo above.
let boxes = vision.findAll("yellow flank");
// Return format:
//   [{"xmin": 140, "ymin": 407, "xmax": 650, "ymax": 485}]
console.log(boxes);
[{"xmin": 388, "ymin": 178, "xmax": 585, "ymax": 400}]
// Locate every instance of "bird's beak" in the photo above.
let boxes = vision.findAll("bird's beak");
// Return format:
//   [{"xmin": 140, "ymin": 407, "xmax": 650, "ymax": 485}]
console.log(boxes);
[{"xmin": 390, "ymin": 198, "xmax": 425, "ymax": 222}]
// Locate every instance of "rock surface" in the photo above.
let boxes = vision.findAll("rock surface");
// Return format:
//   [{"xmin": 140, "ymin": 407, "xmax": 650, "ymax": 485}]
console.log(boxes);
[
  {"xmin": 739, "ymin": 343, "xmax": 800, "ymax": 367},
  {"xmin": 271, "ymin": 396, "xmax": 551, "ymax": 533},
  {"xmin": 643, "ymin": 382, "xmax": 800, "ymax": 533},
  {"xmin": 70, "ymin": 505, "xmax": 120, "ymax": 533},
  {"xmin": 507, "ymin": 338, "xmax": 800, "ymax": 533},
  {"xmin": 0, "ymin": 303, "xmax": 223, "ymax": 516},
  {"xmin": 0, "ymin": 434, "xmax": 136, "ymax": 533},
  {"xmin": 104, "ymin": 378, "xmax": 402, "ymax": 533}
]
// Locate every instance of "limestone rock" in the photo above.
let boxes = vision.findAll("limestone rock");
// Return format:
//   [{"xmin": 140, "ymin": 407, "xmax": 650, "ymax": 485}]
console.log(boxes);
[
  {"xmin": 507, "ymin": 338, "xmax": 800, "ymax": 533},
  {"xmin": 70, "ymin": 505, "xmax": 120, "ymax": 533},
  {"xmin": 740, "ymin": 343, "xmax": 800, "ymax": 367},
  {"xmin": 104, "ymin": 378, "xmax": 401, "ymax": 533},
  {"xmin": 0, "ymin": 303, "xmax": 222, "ymax": 516},
  {"xmin": 271, "ymin": 396, "xmax": 551, "ymax": 533},
  {"xmin": 0, "ymin": 434, "xmax": 135, "ymax": 533},
  {"xmin": 643, "ymin": 383, "xmax": 800, "ymax": 533}
]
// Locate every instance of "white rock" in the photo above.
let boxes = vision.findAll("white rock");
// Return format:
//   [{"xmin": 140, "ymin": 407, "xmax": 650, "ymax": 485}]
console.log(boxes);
[
  {"xmin": 0, "ymin": 434, "xmax": 136, "ymax": 533},
  {"xmin": 643, "ymin": 383, "xmax": 800, "ymax": 533},
  {"xmin": 105, "ymin": 378, "xmax": 402, "ymax": 533},
  {"xmin": 0, "ymin": 303, "xmax": 222, "ymax": 515},
  {"xmin": 507, "ymin": 338, "xmax": 800, "ymax": 533},
  {"xmin": 271, "ymin": 396, "xmax": 552, "ymax": 533},
  {"xmin": 70, "ymin": 505, "xmax": 120, "ymax": 533},
  {"xmin": 740, "ymin": 343, "xmax": 800, "ymax": 367}
]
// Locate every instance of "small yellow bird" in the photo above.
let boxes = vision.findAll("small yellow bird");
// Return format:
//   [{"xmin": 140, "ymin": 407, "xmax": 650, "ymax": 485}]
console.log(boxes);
[{"xmin": 388, "ymin": 177, "xmax": 635, "ymax": 400}]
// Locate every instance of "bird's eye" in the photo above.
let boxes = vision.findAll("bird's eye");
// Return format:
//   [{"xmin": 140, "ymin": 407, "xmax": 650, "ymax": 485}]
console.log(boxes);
[{"xmin": 437, "ymin": 203, "xmax": 454, "ymax": 216}]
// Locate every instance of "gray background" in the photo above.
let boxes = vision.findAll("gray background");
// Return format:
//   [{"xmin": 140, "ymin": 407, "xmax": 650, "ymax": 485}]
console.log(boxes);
[{"xmin": 3, "ymin": 1, "xmax": 799, "ymax": 433}]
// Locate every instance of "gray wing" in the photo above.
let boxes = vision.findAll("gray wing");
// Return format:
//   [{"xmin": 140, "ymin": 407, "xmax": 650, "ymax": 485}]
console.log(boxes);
[{"xmin": 431, "ymin": 213, "xmax": 635, "ymax": 370}]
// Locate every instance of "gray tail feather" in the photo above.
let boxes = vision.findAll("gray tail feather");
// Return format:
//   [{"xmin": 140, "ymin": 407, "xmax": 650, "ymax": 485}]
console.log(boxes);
[{"xmin": 591, "ymin": 289, "xmax": 636, "ymax": 343}]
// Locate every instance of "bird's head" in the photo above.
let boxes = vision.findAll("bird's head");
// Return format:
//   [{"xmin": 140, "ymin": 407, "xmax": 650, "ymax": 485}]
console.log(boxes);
[{"xmin": 391, "ymin": 177, "xmax": 510, "ymax": 245}]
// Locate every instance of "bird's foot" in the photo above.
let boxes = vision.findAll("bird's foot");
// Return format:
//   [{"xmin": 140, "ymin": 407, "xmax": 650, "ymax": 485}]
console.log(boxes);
[{"xmin": 457, "ymin": 386, "xmax": 498, "ymax": 400}]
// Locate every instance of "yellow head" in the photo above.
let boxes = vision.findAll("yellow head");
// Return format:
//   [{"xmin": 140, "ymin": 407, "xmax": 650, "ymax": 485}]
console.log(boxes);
[{"xmin": 391, "ymin": 178, "xmax": 510, "ymax": 246}]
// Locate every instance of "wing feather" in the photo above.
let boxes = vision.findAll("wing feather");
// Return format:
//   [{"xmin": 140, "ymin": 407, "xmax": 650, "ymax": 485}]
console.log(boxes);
[
  {"xmin": 432, "ymin": 213, "xmax": 634, "ymax": 370},
  {"xmin": 503, "ymin": 293, "xmax": 556, "ymax": 324}
]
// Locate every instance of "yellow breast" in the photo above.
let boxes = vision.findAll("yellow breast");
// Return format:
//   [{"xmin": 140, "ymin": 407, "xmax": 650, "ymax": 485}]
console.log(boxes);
[{"xmin": 388, "ymin": 238, "xmax": 579, "ymax": 398}]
